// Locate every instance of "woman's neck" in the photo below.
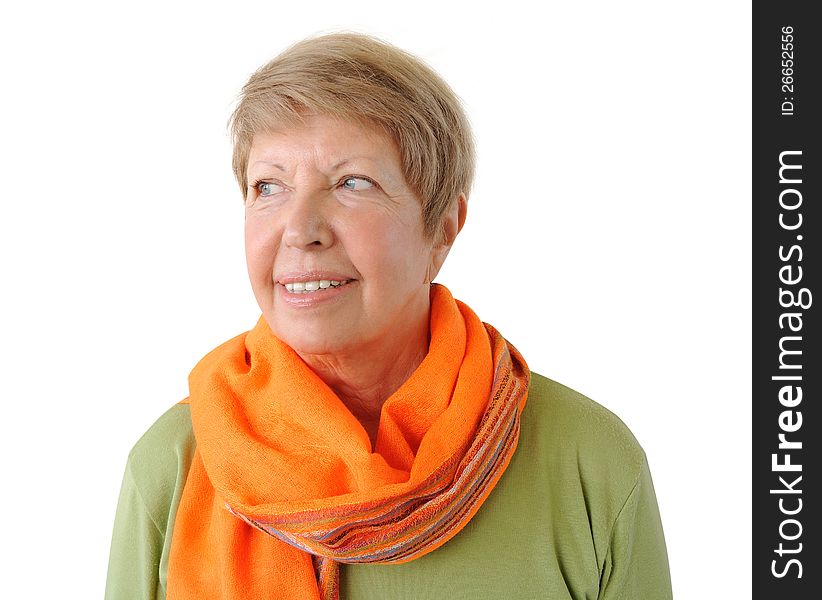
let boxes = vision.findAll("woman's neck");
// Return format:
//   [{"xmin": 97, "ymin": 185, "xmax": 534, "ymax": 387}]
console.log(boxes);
[{"xmin": 295, "ymin": 309, "xmax": 430, "ymax": 448}]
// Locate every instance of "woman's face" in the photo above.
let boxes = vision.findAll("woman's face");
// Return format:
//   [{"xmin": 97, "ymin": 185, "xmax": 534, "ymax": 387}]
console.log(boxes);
[{"xmin": 244, "ymin": 114, "xmax": 439, "ymax": 357}]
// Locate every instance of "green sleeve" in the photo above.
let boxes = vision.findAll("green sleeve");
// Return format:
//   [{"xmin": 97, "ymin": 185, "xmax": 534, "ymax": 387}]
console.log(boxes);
[
  {"xmin": 598, "ymin": 456, "xmax": 673, "ymax": 600},
  {"xmin": 105, "ymin": 461, "xmax": 165, "ymax": 600},
  {"xmin": 105, "ymin": 404, "xmax": 194, "ymax": 600}
]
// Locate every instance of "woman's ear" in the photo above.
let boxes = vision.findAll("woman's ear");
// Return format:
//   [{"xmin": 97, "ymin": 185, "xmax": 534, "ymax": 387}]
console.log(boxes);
[
  {"xmin": 427, "ymin": 194, "xmax": 467, "ymax": 282},
  {"xmin": 442, "ymin": 193, "xmax": 468, "ymax": 246}
]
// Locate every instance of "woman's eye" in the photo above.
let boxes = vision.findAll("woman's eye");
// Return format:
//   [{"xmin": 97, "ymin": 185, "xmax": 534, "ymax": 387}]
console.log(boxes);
[
  {"xmin": 256, "ymin": 181, "xmax": 284, "ymax": 197},
  {"xmin": 341, "ymin": 177, "xmax": 374, "ymax": 191}
]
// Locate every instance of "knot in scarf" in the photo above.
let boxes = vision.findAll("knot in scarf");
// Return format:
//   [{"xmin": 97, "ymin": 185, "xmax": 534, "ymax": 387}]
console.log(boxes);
[{"xmin": 167, "ymin": 284, "xmax": 529, "ymax": 599}]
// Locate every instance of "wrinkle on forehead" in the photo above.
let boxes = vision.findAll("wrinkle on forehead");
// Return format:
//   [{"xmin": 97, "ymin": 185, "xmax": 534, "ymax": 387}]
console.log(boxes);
[{"xmin": 246, "ymin": 115, "xmax": 407, "ymax": 189}]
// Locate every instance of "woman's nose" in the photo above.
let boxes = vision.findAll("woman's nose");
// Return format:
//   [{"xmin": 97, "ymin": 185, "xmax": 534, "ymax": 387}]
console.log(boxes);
[{"xmin": 282, "ymin": 191, "xmax": 334, "ymax": 250}]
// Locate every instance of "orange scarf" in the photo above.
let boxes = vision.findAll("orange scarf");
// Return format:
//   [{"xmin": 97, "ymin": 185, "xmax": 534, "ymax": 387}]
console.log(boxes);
[{"xmin": 167, "ymin": 285, "xmax": 529, "ymax": 599}]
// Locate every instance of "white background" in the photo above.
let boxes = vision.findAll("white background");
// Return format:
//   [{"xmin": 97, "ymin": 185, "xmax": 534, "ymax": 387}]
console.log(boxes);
[{"xmin": 0, "ymin": 1, "xmax": 750, "ymax": 597}]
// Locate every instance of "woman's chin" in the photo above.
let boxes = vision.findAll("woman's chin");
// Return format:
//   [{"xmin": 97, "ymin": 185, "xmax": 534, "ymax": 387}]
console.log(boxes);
[{"xmin": 268, "ymin": 319, "xmax": 358, "ymax": 358}]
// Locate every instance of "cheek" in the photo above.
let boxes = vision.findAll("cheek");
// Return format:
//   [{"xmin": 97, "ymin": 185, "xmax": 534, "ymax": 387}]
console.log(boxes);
[
  {"xmin": 244, "ymin": 219, "xmax": 278, "ymax": 279},
  {"xmin": 347, "ymin": 214, "xmax": 430, "ymax": 285}
]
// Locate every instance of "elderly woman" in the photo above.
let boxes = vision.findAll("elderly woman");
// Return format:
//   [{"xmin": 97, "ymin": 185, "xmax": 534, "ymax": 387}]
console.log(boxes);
[{"xmin": 106, "ymin": 33, "xmax": 672, "ymax": 599}]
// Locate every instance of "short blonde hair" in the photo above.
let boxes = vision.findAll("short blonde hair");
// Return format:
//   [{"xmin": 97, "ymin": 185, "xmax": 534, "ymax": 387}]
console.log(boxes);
[{"xmin": 229, "ymin": 33, "xmax": 475, "ymax": 239}]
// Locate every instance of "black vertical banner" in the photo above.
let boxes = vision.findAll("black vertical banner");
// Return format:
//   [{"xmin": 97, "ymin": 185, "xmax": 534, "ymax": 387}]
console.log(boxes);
[{"xmin": 753, "ymin": 2, "xmax": 821, "ymax": 596}]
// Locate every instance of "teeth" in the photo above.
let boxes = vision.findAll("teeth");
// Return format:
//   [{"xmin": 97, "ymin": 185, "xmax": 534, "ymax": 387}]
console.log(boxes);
[{"xmin": 284, "ymin": 279, "xmax": 351, "ymax": 293}]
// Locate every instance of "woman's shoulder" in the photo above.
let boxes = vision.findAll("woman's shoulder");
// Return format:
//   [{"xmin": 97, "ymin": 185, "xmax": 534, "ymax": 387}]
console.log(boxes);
[
  {"xmin": 128, "ymin": 403, "xmax": 194, "ymax": 463},
  {"xmin": 124, "ymin": 402, "xmax": 195, "ymax": 521},
  {"xmin": 107, "ymin": 404, "xmax": 196, "ymax": 598},
  {"xmin": 519, "ymin": 371, "xmax": 649, "ymax": 511},
  {"xmin": 413, "ymin": 372, "xmax": 669, "ymax": 599},
  {"xmin": 526, "ymin": 371, "xmax": 646, "ymax": 465}
]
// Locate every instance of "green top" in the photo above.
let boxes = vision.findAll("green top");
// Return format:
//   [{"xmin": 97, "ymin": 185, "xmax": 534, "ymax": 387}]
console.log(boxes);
[{"xmin": 105, "ymin": 373, "xmax": 673, "ymax": 599}]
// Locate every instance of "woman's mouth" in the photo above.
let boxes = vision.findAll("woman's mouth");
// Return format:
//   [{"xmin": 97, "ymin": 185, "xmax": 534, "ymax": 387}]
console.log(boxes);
[{"xmin": 283, "ymin": 279, "xmax": 354, "ymax": 294}]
